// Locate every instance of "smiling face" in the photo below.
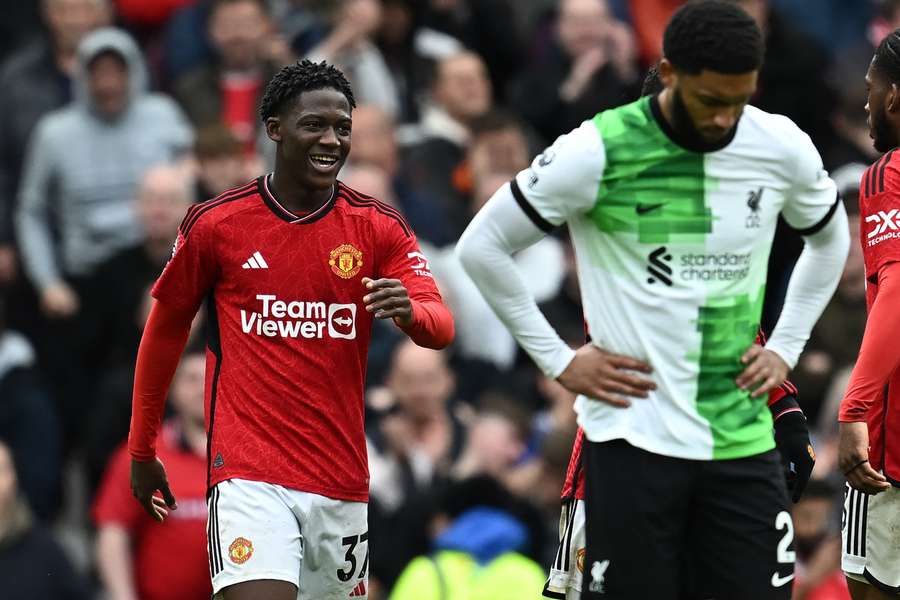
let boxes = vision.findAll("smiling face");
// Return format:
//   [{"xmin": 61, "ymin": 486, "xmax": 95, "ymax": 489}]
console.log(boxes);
[{"xmin": 266, "ymin": 88, "xmax": 352, "ymax": 191}]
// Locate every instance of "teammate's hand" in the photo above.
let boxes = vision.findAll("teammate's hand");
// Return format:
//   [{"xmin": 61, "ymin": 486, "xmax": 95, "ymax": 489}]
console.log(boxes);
[
  {"xmin": 130, "ymin": 458, "xmax": 178, "ymax": 522},
  {"xmin": 41, "ymin": 281, "xmax": 79, "ymax": 318},
  {"xmin": 556, "ymin": 344, "xmax": 655, "ymax": 408},
  {"xmin": 772, "ymin": 411, "xmax": 815, "ymax": 502},
  {"xmin": 362, "ymin": 277, "xmax": 413, "ymax": 326},
  {"xmin": 736, "ymin": 345, "xmax": 788, "ymax": 398},
  {"xmin": 838, "ymin": 421, "xmax": 891, "ymax": 495}
]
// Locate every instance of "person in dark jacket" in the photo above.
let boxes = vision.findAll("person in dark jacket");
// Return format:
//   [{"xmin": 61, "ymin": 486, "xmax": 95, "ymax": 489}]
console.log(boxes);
[{"xmin": 0, "ymin": 438, "xmax": 90, "ymax": 600}]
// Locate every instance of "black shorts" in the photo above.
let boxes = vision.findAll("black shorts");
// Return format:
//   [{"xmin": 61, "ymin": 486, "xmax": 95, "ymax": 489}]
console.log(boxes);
[{"xmin": 581, "ymin": 439, "xmax": 793, "ymax": 600}]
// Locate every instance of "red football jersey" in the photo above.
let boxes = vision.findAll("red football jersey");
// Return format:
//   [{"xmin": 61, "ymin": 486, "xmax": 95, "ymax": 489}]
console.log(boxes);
[
  {"xmin": 151, "ymin": 176, "xmax": 444, "ymax": 501},
  {"xmin": 93, "ymin": 424, "xmax": 210, "ymax": 600},
  {"xmin": 561, "ymin": 332, "xmax": 798, "ymax": 500},
  {"xmin": 851, "ymin": 150, "xmax": 900, "ymax": 482}
]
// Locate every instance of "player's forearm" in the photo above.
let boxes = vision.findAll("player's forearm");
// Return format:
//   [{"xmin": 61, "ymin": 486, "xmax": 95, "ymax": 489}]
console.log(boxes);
[
  {"xmin": 398, "ymin": 298, "xmax": 455, "ymax": 349},
  {"xmin": 766, "ymin": 205, "xmax": 850, "ymax": 368},
  {"xmin": 96, "ymin": 525, "xmax": 139, "ymax": 600},
  {"xmin": 840, "ymin": 261, "xmax": 900, "ymax": 421},
  {"xmin": 457, "ymin": 184, "xmax": 576, "ymax": 378},
  {"xmin": 128, "ymin": 300, "xmax": 195, "ymax": 461}
]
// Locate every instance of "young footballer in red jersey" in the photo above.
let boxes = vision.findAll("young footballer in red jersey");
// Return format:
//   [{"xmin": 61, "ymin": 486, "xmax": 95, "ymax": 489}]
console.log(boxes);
[
  {"xmin": 838, "ymin": 30, "xmax": 900, "ymax": 599},
  {"xmin": 127, "ymin": 60, "xmax": 454, "ymax": 600},
  {"xmin": 544, "ymin": 333, "xmax": 814, "ymax": 599}
]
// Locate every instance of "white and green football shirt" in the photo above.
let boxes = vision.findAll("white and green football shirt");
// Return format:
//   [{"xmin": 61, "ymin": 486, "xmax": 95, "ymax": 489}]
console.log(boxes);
[{"xmin": 513, "ymin": 96, "xmax": 838, "ymax": 461}]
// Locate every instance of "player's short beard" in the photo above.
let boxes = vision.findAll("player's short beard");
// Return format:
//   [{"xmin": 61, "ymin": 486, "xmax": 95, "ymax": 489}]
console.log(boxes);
[
  {"xmin": 872, "ymin": 104, "xmax": 898, "ymax": 153},
  {"xmin": 671, "ymin": 86, "xmax": 709, "ymax": 147}
]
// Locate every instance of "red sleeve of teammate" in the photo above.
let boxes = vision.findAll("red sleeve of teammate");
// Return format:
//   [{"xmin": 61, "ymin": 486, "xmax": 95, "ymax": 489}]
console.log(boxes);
[
  {"xmin": 839, "ymin": 261, "xmax": 900, "ymax": 421},
  {"xmin": 93, "ymin": 444, "xmax": 145, "ymax": 529},
  {"xmin": 129, "ymin": 207, "xmax": 218, "ymax": 461},
  {"xmin": 378, "ymin": 218, "xmax": 454, "ymax": 349},
  {"xmin": 127, "ymin": 301, "xmax": 195, "ymax": 461},
  {"xmin": 860, "ymin": 158, "xmax": 900, "ymax": 278}
]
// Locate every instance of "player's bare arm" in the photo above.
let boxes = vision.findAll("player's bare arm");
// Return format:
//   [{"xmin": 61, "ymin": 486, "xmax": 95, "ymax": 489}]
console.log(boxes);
[
  {"xmin": 557, "ymin": 344, "xmax": 655, "ymax": 408},
  {"xmin": 736, "ymin": 344, "xmax": 789, "ymax": 398},
  {"xmin": 362, "ymin": 277, "xmax": 412, "ymax": 326}
]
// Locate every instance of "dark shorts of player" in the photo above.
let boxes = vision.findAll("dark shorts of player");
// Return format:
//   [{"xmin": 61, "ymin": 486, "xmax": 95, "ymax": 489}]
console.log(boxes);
[{"xmin": 581, "ymin": 439, "xmax": 793, "ymax": 600}]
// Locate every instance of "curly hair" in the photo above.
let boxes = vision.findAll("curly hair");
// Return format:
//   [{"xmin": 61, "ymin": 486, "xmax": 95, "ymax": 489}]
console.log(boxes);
[
  {"xmin": 258, "ymin": 60, "xmax": 356, "ymax": 122},
  {"xmin": 663, "ymin": 0, "xmax": 764, "ymax": 75},
  {"xmin": 873, "ymin": 28, "xmax": 900, "ymax": 84}
]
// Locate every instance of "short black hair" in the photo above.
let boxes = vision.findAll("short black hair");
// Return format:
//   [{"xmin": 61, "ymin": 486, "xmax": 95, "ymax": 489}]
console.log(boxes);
[
  {"xmin": 258, "ymin": 59, "xmax": 356, "ymax": 122},
  {"xmin": 873, "ymin": 28, "xmax": 900, "ymax": 85},
  {"xmin": 663, "ymin": 0, "xmax": 764, "ymax": 75}
]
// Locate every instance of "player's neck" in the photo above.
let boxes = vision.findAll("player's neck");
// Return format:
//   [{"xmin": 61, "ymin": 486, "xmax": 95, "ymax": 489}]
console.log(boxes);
[{"xmin": 270, "ymin": 170, "xmax": 334, "ymax": 215}]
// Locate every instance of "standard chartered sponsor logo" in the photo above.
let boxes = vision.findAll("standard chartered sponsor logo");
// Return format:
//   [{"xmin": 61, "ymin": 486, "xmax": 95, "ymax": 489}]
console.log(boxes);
[
  {"xmin": 240, "ymin": 294, "xmax": 356, "ymax": 339},
  {"xmin": 679, "ymin": 252, "xmax": 751, "ymax": 281},
  {"xmin": 646, "ymin": 247, "xmax": 752, "ymax": 284}
]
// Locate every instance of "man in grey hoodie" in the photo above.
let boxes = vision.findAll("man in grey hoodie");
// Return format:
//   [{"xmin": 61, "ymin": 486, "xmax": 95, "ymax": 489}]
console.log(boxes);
[{"xmin": 16, "ymin": 27, "xmax": 192, "ymax": 320}]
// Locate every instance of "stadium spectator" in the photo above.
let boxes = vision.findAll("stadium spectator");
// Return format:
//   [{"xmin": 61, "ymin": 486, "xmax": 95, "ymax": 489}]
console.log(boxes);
[
  {"xmin": 368, "ymin": 340, "xmax": 465, "ymax": 513},
  {"xmin": 305, "ymin": 0, "xmax": 400, "ymax": 118},
  {"xmin": 451, "ymin": 393, "xmax": 531, "ymax": 481},
  {"xmin": 94, "ymin": 348, "xmax": 211, "ymax": 600},
  {"xmin": 81, "ymin": 165, "xmax": 195, "ymax": 488},
  {"xmin": 375, "ymin": 0, "xmax": 463, "ymax": 123},
  {"xmin": 791, "ymin": 479, "xmax": 849, "ymax": 600},
  {"xmin": 0, "ymin": 438, "xmax": 90, "ymax": 600},
  {"xmin": 512, "ymin": 0, "xmax": 639, "ymax": 144},
  {"xmin": 15, "ymin": 27, "xmax": 191, "ymax": 442},
  {"xmin": 388, "ymin": 476, "xmax": 546, "ymax": 600},
  {"xmin": 727, "ymin": 0, "xmax": 835, "ymax": 150},
  {"xmin": 16, "ymin": 27, "xmax": 191, "ymax": 320},
  {"xmin": 418, "ymin": 0, "xmax": 522, "ymax": 105},
  {"xmin": 0, "ymin": 297, "xmax": 62, "ymax": 520},
  {"xmin": 172, "ymin": 0, "xmax": 291, "ymax": 152},
  {"xmin": 193, "ymin": 123, "xmax": 258, "ymax": 201},
  {"xmin": 0, "ymin": 0, "xmax": 111, "ymax": 285},
  {"xmin": 401, "ymin": 51, "xmax": 493, "ymax": 245}
]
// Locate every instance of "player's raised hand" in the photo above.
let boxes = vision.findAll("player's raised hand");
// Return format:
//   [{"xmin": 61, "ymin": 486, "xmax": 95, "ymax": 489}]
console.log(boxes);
[
  {"xmin": 362, "ymin": 277, "xmax": 413, "ymax": 326},
  {"xmin": 130, "ymin": 458, "xmax": 178, "ymax": 522},
  {"xmin": 838, "ymin": 421, "xmax": 891, "ymax": 495},
  {"xmin": 557, "ymin": 344, "xmax": 655, "ymax": 408},
  {"xmin": 736, "ymin": 345, "xmax": 789, "ymax": 398}
]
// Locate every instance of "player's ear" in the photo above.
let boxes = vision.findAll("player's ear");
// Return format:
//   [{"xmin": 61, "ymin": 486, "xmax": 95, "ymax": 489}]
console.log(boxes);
[
  {"xmin": 658, "ymin": 58, "xmax": 677, "ymax": 89},
  {"xmin": 265, "ymin": 117, "xmax": 282, "ymax": 142},
  {"xmin": 889, "ymin": 83, "xmax": 900, "ymax": 114}
]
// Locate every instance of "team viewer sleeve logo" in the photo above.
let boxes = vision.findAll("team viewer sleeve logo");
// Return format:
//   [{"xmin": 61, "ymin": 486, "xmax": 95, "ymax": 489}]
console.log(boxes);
[{"xmin": 330, "ymin": 244, "xmax": 363, "ymax": 279}]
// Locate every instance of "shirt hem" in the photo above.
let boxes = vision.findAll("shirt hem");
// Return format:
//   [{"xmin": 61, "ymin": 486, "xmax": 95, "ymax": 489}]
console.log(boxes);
[{"xmin": 209, "ymin": 471, "xmax": 368, "ymax": 503}]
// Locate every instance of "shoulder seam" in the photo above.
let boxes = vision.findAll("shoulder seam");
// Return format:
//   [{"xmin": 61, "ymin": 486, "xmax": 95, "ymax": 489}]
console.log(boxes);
[
  {"xmin": 181, "ymin": 183, "xmax": 258, "ymax": 237},
  {"xmin": 339, "ymin": 186, "xmax": 412, "ymax": 237}
]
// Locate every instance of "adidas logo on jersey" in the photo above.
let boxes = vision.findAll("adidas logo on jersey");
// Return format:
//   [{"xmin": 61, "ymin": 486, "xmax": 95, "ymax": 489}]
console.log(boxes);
[
  {"xmin": 349, "ymin": 581, "xmax": 366, "ymax": 597},
  {"xmin": 242, "ymin": 251, "xmax": 269, "ymax": 269}
]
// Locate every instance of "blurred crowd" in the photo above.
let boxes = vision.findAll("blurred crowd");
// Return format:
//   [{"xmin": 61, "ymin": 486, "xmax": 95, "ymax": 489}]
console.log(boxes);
[{"xmin": 0, "ymin": 0, "xmax": 890, "ymax": 598}]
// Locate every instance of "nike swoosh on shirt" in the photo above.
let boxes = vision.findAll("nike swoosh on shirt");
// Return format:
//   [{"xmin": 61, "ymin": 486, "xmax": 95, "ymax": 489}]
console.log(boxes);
[
  {"xmin": 770, "ymin": 572, "xmax": 794, "ymax": 587},
  {"xmin": 636, "ymin": 203, "xmax": 666, "ymax": 214}
]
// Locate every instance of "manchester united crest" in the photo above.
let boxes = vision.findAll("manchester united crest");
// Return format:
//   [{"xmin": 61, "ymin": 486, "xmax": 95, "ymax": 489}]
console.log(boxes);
[
  {"xmin": 229, "ymin": 537, "xmax": 254, "ymax": 564},
  {"xmin": 329, "ymin": 244, "xmax": 363, "ymax": 279},
  {"xmin": 576, "ymin": 547, "xmax": 586, "ymax": 573}
]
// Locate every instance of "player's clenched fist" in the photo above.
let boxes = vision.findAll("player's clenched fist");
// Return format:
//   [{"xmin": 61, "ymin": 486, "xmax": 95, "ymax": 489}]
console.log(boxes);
[
  {"xmin": 556, "ymin": 344, "xmax": 655, "ymax": 408},
  {"xmin": 362, "ymin": 277, "xmax": 413, "ymax": 326}
]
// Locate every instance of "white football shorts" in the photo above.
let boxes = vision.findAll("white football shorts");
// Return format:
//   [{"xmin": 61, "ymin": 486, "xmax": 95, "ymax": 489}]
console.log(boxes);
[
  {"xmin": 208, "ymin": 478, "xmax": 369, "ymax": 599},
  {"xmin": 842, "ymin": 483, "xmax": 900, "ymax": 594},
  {"xmin": 544, "ymin": 498, "xmax": 586, "ymax": 600}
]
